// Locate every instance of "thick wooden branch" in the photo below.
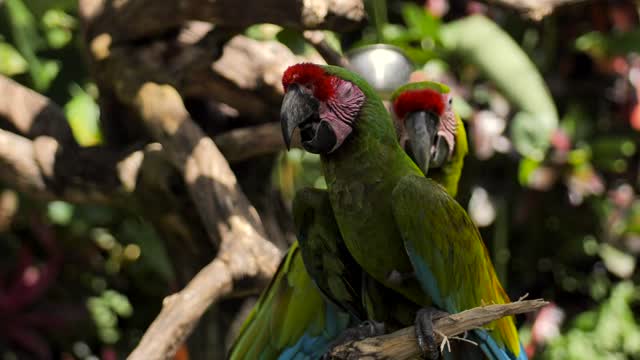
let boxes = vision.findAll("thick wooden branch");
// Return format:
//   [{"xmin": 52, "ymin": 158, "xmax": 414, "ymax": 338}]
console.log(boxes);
[
  {"xmin": 0, "ymin": 129, "xmax": 47, "ymax": 194},
  {"xmin": 482, "ymin": 0, "xmax": 587, "ymax": 20},
  {"xmin": 81, "ymin": 0, "xmax": 365, "ymax": 43},
  {"xmin": 0, "ymin": 128, "xmax": 132, "ymax": 204},
  {"xmin": 0, "ymin": 76, "xmax": 77, "ymax": 146},
  {"xmin": 128, "ymin": 83, "xmax": 281, "ymax": 360},
  {"xmin": 0, "ymin": 74, "xmax": 292, "ymax": 202},
  {"xmin": 214, "ymin": 122, "xmax": 301, "ymax": 163},
  {"xmin": 181, "ymin": 35, "xmax": 308, "ymax": 119},
  {"xmin": 89, "ymin": 31, "xmax": 318, "ymax": 120},
  {"xmin": 329, "ymin": 299, "xmax": 548, "ymax": 360}
]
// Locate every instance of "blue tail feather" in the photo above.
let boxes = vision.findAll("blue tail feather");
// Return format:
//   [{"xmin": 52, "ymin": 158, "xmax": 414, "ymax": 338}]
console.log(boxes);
[
  {"xmin": 473, "ymin": 329, "xmax": 528, "ymax": 360},
  {"xmin": 276, "ymin": 302, "xmax": 353, "ymax": 360}
]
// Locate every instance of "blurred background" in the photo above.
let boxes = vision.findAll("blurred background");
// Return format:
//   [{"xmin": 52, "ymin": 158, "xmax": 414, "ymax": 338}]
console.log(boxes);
[{"xmin": 1, "ymin": 0, "xmax": 640, "ymax": 359}]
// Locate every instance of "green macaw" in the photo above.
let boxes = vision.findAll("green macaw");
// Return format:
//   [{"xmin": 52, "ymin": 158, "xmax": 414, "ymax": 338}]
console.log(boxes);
[
  {"xmin": 279, "ymin": 63, "xmax": 525, "ymax": 360},
  {"xmin": 229, "ymin": 78, "xmax": 469, "ymax": 359},
  {"xmin": 228, "ymin": 240, "xmax": 354, "ymax": 360}
]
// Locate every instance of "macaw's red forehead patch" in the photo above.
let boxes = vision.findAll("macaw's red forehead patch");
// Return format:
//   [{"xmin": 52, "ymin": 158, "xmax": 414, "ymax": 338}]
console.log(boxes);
[
  {"xmin": 282, "ymin": 63, "xmax": 335, "ymax": 101},
  {"xmin": 393, "ymin": 88, "xmax": 446, "ymax": 120}
]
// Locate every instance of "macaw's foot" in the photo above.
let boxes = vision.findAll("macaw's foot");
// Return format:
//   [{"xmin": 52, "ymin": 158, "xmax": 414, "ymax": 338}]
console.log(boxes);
[
  {"xmin": 415, "ymin": 307, "xmax": 450, "ymax": 360},
  {"xmin": 322, "ymin": 320, "xmax": 386, "ymax": 359}
]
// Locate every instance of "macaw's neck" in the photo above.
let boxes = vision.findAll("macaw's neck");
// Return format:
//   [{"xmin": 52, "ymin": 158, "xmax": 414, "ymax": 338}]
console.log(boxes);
[
  {"xmin": 321, "ymin": 101, "xmax": 421, "ymax": 186},
  {"xmin": 320, "ymin": 109, "xmax": 429, "ymax": 306}
]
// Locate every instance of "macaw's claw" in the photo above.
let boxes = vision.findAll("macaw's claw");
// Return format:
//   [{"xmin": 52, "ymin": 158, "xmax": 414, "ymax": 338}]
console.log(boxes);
[
  {"xmin": 415, "ymin": 307, "xmax": 450, "ymax": 360},
  {"xmin": 322, "ymin": 320, "xmax": 386, "ymax": 359}
]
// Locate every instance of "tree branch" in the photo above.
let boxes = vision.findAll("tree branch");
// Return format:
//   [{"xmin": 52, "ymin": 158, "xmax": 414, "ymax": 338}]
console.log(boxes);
[
  {"xmin": 303, "ymin": 30, "xmax": 349, "ymax": 67},
  {"xmin": 89, "ymin": 31, "xmax": 318, "ymax": 120},
  {"xmin": 0, "ymin": 74, "xmax": 297, "ymax": 203},
  {"xmin": 0, "ymin": 76, "xmax": 77, "ymax": 146},
  {"xmin": 81, "ymin": 0, "xmax": 365, "ymax": 43},
  {"xmin": 128, "ymin": 83, "xmax": 281, "ymax": 360},
  {"xmin": 482, "ymin": 0, "xmax": 588, "ymax": 20},
  {"xmin": 329, "ymin": 299, "xmax": 548, "ymax": 360},
  {"xmin": 214, "ymin": 122, "xmax": 301, "ymax": 163}
]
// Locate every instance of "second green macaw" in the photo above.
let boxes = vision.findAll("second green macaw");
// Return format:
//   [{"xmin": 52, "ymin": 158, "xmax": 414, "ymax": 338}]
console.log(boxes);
[
  {"xmin": 280, "ymin": 63, "xmax": 525, "ymax": 360},
  {"xmin": 229, "ymin": 78, "xmax": 469, "ymax": 359}
]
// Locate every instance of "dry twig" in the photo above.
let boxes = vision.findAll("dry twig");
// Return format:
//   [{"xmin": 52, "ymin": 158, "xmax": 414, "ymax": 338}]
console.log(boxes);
[{"xmin": 328, "ymin": 299, "xmax": 548, "ymax": 360}]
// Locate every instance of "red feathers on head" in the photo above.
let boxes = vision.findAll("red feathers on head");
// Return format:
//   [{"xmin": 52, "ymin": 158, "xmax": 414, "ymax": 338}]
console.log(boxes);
[
  {"xmin": 282, "ymin": 63, "xmax": 335, "ymax": 101},
  {"xmin": 393, "ymin": 89, "xmax": 446, "ymax": 120}
]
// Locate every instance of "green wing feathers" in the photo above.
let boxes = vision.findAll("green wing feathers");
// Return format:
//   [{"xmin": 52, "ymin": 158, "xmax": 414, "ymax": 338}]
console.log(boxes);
[
  {"xmin": 228, "ymin": 242, "xmax": 326, "ymax": 359},
  {"xmin": 391, "ymin": 175, "xmax": 520, "ymax": 356},
  {"xmin": 292, "ymin": 188, "xmax": 365, "ymax": 320}
]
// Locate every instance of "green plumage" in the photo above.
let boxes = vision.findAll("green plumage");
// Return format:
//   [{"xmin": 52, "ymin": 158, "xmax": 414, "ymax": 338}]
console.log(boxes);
[
  {"xmin": 293, "ymin": 188, "xmax": 364, "ymax": 320},
  {"xmin": 228, "ymin": 238, "xmax": 352, "ymax": 360},
  {"xmin": 319, "ymin": 65, "xmax": 522, "ymax": 357},
  {"xmin": 230, "ymin": 66, "xmax": 519, "ymax": 359}
]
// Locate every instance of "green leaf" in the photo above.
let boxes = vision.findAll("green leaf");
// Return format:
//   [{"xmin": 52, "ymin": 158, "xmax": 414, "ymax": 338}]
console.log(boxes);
[
  {"xmin": 591, "ymin": 136, "xmax": 636, "ymax": 173},
  {"xmin": 367, "ymin": 0, "xmax": 388, "ymax": 42},
  {"xmin": 41, "ymin": 9, "xmax": 76, "ymax": 48},
  {"xmin": 381, "ymin": 23, "xmax": 412, "ymax": 43},
  {"xmin": 544, "ymin": 282, "xmax": 640, "ymax": 359},
  {"xmin": 41, "ymin": 8, "xmax": 76, "ymax": 29},
  {"xmin": 401, "ymin": 3, "xmax": 440, "ymax": 40},
  {"xmin": 103, "ymin": 290, "xmax": 133, "ymax": 318},
  {"xmin": 45, "ymin": 27, "xmax": 71, "ymax": 48},
  {"xmin": 441, "ymin": 15, "xmax": 558, "ymax": 159},
  {"xmin": 576, "ymin": 29, "xmax": 640, "ymax": 57},
  {"xmin": 47, "ymin": 200, "xmax": 74, "ymax": 225},
  {"xmin": 276, "ymin": 28, "xmax": 312, "ymax": 55},
  {"xmin": 511, "ymin": 111, "xmax": 552, "ymax": 161},
  {"xmin": 599, "ymin": 243, "xmax": 636, "ymax": 278},
  {"xmin": 518, "ymin": 157, "xmax": 540, "ymax": 185},
  {"xmin": 0, "ymin": 41, "xmax": 28, "ymax": 76},
  {"xmin": 244, "ymin": 24, "xmax": 282, "ymax": 41},
  {"xmin": 64, "ymin": 83, "xmax": 103, "ymax": 146},
  {"xmin": 23, "ymin": 0, "xmax": 78, "ymax": 18},
  {"xmin": 4, "ymin": 0, "xmax": 60, "ymax": 90}
]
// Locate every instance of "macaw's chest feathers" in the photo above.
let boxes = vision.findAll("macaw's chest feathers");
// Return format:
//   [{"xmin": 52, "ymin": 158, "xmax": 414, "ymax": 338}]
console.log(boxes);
[{"xmin": 322, "ymin": 133, "xmax": 430, "ymax": 305}]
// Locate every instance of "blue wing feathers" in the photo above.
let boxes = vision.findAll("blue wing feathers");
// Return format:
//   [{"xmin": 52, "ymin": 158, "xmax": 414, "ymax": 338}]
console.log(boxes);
[{"xmin": 277, "ymin": 301, "xmax": 352, "ymax": 360}]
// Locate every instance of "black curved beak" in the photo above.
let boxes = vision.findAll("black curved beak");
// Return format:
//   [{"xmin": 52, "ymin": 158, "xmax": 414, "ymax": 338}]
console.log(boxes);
[
  {"xmin": 405, "ymin": 111, "xmax": 439, "ymax": 175},
  {"xmin": 431, "ymin": 136, "xmax": 449, "ymax": 168},
  {"xmin": 281, "ymin": 83, "xmax": 319, "ymax": 150}
]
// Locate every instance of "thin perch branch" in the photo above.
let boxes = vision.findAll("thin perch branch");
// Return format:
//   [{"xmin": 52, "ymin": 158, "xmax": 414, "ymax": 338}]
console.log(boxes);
[{"xmin": 328, "ymin": 299, "xmax": 548, "ymax": 360}]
